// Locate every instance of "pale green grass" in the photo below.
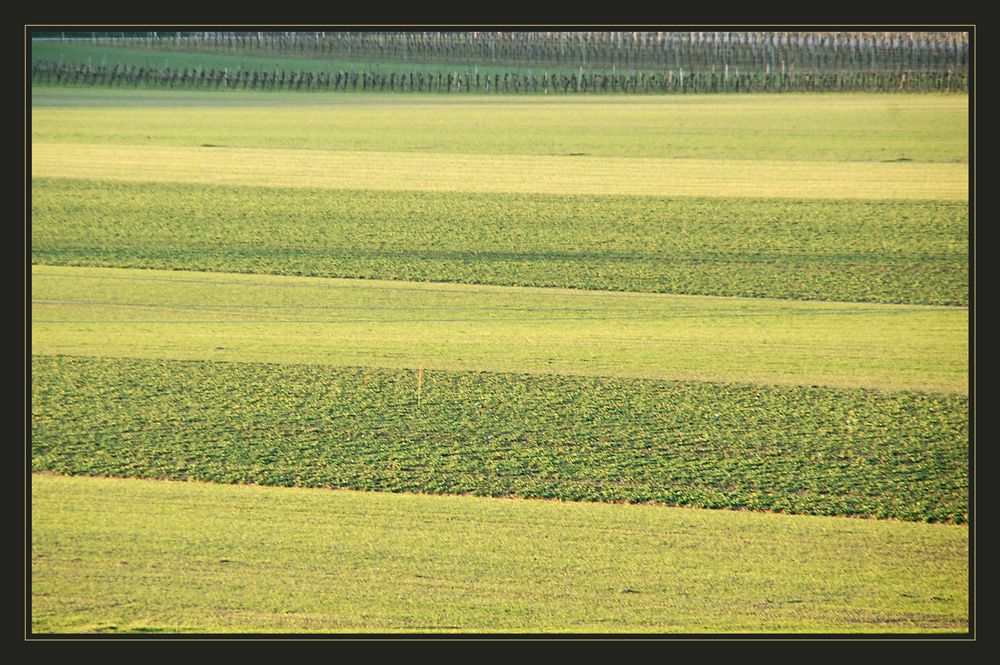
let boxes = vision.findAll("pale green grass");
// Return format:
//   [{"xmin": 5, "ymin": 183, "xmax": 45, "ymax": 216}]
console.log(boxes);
[
  {"xmin": 31, "ymin": 473, "xmax": 969, "ymax": 635},
  {"xmin": 31, "ymin": 265, "xmax": 968, "ymax": 394},
  {"xmin": 30, "ymin": 89, "xmax": 969, "ymax": 162},
  {"xmin": 31, "ymin": 90, "xmax": 968, "ymax": 199}
]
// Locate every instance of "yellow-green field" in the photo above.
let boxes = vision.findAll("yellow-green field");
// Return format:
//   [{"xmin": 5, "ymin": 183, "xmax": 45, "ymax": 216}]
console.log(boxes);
[
  {"xmin": 32, "ymin": 91, "xmax": 968, "ymax": 199},
  {"xmin": 31, "ymin": 474, "xmax": 969, "ymax": 634}
]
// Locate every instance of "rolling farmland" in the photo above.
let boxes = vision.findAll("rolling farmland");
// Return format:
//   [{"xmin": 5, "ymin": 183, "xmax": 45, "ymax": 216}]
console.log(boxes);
[{"xmin": 29, "ymin": 35, "xmax": 971, "ymax": 635}]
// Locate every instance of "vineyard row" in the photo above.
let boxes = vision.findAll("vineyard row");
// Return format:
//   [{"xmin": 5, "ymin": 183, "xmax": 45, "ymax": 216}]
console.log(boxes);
[
  {"xmin": 33, "ymin": 30, "xmax": 971, "ymax": 74},
  {"xmin": 31, "ymin": 61, "xmax": 969, "ymax": 94}
]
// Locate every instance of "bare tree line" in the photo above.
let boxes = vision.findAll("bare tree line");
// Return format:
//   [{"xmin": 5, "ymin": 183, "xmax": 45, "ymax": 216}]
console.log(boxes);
[{"xmin": 33, "ymin": 30, "xmax": 971, "ymax": 75}]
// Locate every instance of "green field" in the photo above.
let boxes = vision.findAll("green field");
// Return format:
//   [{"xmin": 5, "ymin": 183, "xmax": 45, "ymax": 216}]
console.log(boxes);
[
  {"xmin": 32, "ymin": 353, "xmax": 968, "ymax": 522},
  {"xmin": 32, "ymin": 182, "xmax": 968, "ymax": 306},
  {"xmin": 29, "ymin": 85, "xmax": 971, "ymax": 634},
  {"xmin": 30, "ymin": 90, "xmax": 969, "ymax": 163}
]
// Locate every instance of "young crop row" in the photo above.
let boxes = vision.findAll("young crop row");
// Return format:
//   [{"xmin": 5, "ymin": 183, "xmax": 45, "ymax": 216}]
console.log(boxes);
[
  {"xmin": 30, "ymin": 60, "xmax": 969, "ymax": 94},
  {"xmin": 30, "ymin": 356, "xmax": 969, "ymax": 524},
  {"xmin": 31, "ymin": 179, "xmax": 969, "ymax": 306}
]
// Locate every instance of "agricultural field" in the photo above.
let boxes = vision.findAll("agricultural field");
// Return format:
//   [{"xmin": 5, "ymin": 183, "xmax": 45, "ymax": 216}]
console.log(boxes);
[{"xmin": 29, "ymin": 77, "xmax": 971, "ymax": 635}]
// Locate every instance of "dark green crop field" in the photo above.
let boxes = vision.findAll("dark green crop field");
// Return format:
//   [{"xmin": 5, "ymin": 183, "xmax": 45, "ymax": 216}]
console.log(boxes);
[
  {"xmin": 32, "ymin": 179, "xmax": 968, "ymax": 306},
  {"xmin": 31, "ymin": 355, "xmax": 969, "ymax": 524}
]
